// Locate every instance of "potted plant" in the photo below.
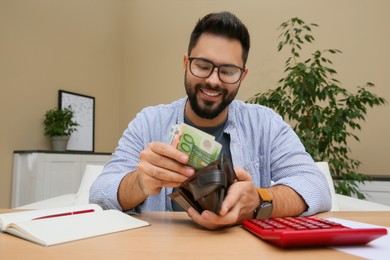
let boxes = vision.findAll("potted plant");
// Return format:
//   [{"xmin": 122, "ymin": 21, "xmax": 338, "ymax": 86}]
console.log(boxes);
[
  {"xmin": 43, "ymin": 106, "xmax": 79, "ymax": 151},
  {"xmin": 246, "ymin": 18, "xmax": 387, "ymax": 198}
]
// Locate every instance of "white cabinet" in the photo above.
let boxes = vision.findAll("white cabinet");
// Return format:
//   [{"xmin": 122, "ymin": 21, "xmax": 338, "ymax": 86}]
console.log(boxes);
[
  {"xmin": 357, "ymin": 181, "xmax": 390, "ymax": 207},
  {"xmin": 11, "ymin": 151, "xmax": 112, "ymax": 208}
]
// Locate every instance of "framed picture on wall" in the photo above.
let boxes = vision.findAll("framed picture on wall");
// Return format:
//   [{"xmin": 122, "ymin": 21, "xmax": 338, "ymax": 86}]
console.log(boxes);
[{"xmin": 58, "ymin": 90, "xmax": 95, "ymax": 152}]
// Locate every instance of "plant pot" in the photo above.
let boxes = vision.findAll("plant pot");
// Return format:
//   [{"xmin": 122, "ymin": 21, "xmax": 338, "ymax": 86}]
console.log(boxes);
[{"xmin": 51, "ymin": 136, "xmax": 69, "ymax": 151}]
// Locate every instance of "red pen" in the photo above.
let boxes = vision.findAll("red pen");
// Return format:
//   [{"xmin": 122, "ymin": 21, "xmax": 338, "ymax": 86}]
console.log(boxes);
[{"xmin": 32, "ymin": 209, "xmax": 95, "ymax": 220}]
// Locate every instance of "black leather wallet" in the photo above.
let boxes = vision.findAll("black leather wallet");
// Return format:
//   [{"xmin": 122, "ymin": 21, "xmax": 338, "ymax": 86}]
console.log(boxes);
[{"xmin": 168, "ymin": 154, "xmax": 237, "ymax": 214}]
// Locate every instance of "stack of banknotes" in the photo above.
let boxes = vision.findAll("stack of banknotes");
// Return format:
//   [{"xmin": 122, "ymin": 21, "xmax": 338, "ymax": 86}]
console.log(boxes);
[{"xmin": 169, "ymin": 123, "xmax": 222, "ymax": 170}]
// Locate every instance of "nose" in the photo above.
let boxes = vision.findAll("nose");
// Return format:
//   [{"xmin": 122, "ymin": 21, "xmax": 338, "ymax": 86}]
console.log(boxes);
[{"xmin": 205, "ymin": 67, "xmax": 221, "ymax": 86}]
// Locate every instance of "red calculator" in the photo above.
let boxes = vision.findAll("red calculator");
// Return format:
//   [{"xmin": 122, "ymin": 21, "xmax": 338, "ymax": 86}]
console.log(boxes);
[{"xmin": 242, "ymin": 216, "xmax": 387, "ymax": 248}]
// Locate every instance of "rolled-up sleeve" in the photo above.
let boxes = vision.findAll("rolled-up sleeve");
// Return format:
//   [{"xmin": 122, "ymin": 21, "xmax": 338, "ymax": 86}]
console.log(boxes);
[
  {"xmin": 228, "ymin": 102, "xmax": 332, "ymax": 215},
  {"xmin": 265, "ymin": 112, "xmax": 332, "ymax": 215}
]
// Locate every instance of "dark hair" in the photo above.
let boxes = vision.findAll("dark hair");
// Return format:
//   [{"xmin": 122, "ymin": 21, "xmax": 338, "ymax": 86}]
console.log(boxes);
[{"xmin": 188, "ymin": 11, "xmax": 250, "ymax": 65}]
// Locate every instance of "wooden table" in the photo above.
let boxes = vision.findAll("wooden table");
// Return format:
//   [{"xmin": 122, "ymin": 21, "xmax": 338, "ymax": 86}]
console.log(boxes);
[{"xmin": 1, "ymin": 210, "xmax": 389, "ymax": 259}]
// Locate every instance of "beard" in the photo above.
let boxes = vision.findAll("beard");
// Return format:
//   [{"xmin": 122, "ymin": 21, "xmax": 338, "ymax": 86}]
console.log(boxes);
[{"xmin": 184, "ymin": 71, "xmax": 239, "ymax": 119}]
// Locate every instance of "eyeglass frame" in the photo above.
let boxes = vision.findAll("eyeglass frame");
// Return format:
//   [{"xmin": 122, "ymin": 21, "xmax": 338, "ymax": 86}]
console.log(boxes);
[{"xmin": 188, "ymin": 57, "xmax": 246, "ymax": 84}]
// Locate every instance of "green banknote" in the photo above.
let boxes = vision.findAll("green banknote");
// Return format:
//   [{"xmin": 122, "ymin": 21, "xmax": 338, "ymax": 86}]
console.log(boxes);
[{"xmin": 170, "ymin": 123, "xmax": 222, "ymax": 170}]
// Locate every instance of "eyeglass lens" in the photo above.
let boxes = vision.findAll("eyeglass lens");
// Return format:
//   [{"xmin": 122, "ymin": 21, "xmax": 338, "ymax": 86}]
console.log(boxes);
[{"xmin": 190, "ymin": 58, "xmax": 243, "ymax": 84}]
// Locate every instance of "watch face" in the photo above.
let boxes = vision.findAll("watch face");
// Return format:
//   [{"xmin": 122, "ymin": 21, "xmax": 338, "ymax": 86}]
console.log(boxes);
[{"xmin": 256, "ymin": 202, "xmax": 273, "ymax": 219}]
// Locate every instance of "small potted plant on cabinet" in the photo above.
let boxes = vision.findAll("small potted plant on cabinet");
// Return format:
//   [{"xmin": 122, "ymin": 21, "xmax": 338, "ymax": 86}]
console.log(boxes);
[{"xmin": 43, "ymin": 106, "xmax": 79, "ymax": 151}]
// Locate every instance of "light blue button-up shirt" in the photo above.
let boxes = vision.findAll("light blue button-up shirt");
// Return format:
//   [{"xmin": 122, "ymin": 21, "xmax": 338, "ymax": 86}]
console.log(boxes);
[{"xmin": 90, "ymin": 97, "xmax": 331, "ymax": 216}]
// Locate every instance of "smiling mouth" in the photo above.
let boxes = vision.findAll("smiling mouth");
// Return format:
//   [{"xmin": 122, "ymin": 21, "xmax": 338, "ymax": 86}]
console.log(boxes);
[{"xmin": 201, "ymin": 88, "xmax": 221, "ymax": 97}]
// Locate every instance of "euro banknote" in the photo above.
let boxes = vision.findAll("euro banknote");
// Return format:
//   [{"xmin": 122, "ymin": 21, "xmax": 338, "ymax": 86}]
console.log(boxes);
[{"xmin": 169, "ymin": 123, "xmax": 222, "ymax": 170}]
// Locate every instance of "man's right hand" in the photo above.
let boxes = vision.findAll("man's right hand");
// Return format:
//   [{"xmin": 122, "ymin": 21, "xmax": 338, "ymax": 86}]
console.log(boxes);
[{"xmin": 118, "ymin": 142, "xmax": 195, "ymax": 210}]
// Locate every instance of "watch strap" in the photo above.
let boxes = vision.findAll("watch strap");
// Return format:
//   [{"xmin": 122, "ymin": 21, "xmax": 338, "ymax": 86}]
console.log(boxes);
[
  {"xmin": 253, "ymin": 188, "xmax": 273, "ymax": 219},
  {"xmin": 256, "ymin": 188, "xmax": 272, "ymax": 202}
]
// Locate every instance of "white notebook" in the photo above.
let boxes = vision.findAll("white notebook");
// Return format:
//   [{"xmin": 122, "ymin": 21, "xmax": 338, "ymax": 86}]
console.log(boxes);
[{"xmin": 0, "ymin": 204, "xmax": 149, "ymax": 246}]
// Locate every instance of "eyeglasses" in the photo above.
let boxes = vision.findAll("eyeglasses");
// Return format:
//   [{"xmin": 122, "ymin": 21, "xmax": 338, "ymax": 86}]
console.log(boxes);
[{"xmin": 188, "ymin": 57, "xmax": 245, "ymax": 84}]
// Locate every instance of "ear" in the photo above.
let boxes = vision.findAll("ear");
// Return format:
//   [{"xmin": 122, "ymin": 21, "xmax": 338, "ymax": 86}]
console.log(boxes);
[
  {"xmin": 240, "ymin": 67, "xmax": 249, "ymax": 82},
  {"xmin": 183, "ymin": 53, "xmax": 189, "ymax": 71}
]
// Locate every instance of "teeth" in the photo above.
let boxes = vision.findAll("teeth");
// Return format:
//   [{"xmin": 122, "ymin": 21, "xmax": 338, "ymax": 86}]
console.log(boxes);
[{"xmin": 202, "ymin": 89, "xmax": 219, "ymax": 97}]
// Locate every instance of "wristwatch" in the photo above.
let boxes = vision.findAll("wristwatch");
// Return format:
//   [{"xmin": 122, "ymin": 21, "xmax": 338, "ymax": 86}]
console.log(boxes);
[{"xmin": 253, "ymin": 188, "xmax": 273, "ymax": 219}]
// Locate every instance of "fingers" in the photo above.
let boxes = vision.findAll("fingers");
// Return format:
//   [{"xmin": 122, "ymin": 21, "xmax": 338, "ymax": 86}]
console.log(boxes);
[
  {"xmin": 187, "ymin": 208, "xmax": 236, "ymax": 230},
  {"xmin": 136, "ymin": 142, "xmax": 195, "ymax": 195},
  {"xmin": 147, "ymin": 142, "xmax": 190, "ymax": 165},
  {"xmin": 219, "ymin": 168, "xmax": 253, "ymax": 215},
  {"xmin": 144, "ymin": 143, "xmax": 194, "ymax": 175},
  {"xmin": 187, "ymin": 168, "xmax": 256, "ymax": 230},
  {"xmin": 192, "ymin": 167, "xmax": 258, "ymax": 229}
]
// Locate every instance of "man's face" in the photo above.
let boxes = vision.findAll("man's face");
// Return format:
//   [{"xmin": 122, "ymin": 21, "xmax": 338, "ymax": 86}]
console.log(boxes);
[{"xmin": 184, "ymin": 33, "xmax": 248, "ymax": 120}]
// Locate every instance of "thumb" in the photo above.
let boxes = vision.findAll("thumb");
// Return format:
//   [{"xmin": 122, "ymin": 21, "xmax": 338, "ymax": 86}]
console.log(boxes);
[{"xmin": 234, "ymin": 167, "xmax": 252, "ymax": 182}]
